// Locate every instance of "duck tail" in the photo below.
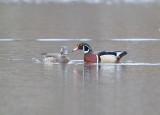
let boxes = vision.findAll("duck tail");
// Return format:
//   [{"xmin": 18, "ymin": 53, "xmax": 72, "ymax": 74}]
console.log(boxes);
[
  {"xmin": 119, "ymin": 51, "xmax": 127, "ymax": 58},
  {"xmin": 115, "ymin": 51, "xmax": 127, "ymax": 63}
]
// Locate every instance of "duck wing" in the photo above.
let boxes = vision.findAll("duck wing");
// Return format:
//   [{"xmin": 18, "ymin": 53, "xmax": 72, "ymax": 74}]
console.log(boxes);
[
  {"xmin": 97, "ymin": 51, "xmax": 116, "ymax": 56},
  {"xmin": 41, "ymin": 53, "xmax": 59, "ymax": 57},
  {"xmin": 97, "ymin": 51, "xmax": 127, "ymax": 57},
  {"xmin": 96, "ymin": 51, "xmax": 127, "ymax": 63}
]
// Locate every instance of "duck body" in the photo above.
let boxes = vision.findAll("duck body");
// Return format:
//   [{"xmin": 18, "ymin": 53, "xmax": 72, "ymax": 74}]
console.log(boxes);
[
  {"xmin": 97, "ymin": 51, "xmax": 127, "ymax": 63},
  {"xmin": 84, "ymin": 53, "xmax": 97, "ymax": 63},
  {"xmin": 42, "ymin": 53, "xmax": 58, "ymax": 63},
  {"xmin": 42, "ymin": 46, "xmax": 70, "ymax": 63},
  {"xmin": 42, "ymin": 53, "xmax": 70, "ymax": 63},
  {"xmin": 73, "ymin": 43, "xmax": 127, "ymax": 63},
  {"xmin": 58, "ymin": 55, "xmax": 70, "ymax": 63}
]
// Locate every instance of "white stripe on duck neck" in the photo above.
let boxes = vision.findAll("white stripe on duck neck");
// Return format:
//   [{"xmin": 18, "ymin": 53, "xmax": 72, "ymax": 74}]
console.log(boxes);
[{"xmin": 83, "ymin": 46, "xmax": 90, "ymax": 54}]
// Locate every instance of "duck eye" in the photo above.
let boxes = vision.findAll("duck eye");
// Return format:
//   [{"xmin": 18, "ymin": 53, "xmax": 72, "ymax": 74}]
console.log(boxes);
[{"xmin": 79, "ymin": 44, "xmax": 83, "ymax": 46}]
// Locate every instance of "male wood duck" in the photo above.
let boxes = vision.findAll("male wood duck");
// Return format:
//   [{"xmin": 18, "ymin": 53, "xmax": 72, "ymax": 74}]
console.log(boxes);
[
  {"xmin": 42, "ymin": 46, "xmax": 70, "ymax": 63},
  {"xmin": 72, "ymin": 43, "xmax": 127, "ymax": 63}
]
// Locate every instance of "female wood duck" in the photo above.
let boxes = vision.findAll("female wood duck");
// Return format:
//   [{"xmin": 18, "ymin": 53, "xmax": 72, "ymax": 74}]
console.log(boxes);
[
  {"xmin": 42, "ymin": 46, "xmax": 70, "ymax": 63},
  {"xmin": 72, "ymin": 43, "xmax": 127, "ymax": 63}
]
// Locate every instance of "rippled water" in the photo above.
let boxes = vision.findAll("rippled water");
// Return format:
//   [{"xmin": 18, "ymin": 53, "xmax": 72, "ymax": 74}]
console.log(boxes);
[{"xmin": 0, "ymin": 2, "xmax": 160, "ymax": 115}]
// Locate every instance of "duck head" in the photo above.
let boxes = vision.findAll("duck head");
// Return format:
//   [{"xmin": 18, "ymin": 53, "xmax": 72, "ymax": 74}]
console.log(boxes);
[
  {"xmin": 60, "ymin": 46, "xmax": 68, "ymax": 55},
  {"xmin": 72, "ymin": 43, "xmax": 93, "ymax": 54}
]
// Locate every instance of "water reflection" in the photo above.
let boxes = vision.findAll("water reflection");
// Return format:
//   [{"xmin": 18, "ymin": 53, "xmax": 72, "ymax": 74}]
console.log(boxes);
[
  {"xmin": 43, "ymin": 63, "xmax": 68, "ymax": 77},
  {"xmin": 73, "ymin": 63, "xmax": 126, "ymax": 82},
  {"xmin": 42, "ymin": 62, "xmax": 126, "ymax": 83}
]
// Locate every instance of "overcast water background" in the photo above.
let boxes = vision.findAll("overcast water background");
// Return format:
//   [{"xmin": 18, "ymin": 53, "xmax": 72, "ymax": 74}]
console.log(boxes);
[{"xmin": 0, "ymin": 0, "xmax": 160, "ymax": 115}]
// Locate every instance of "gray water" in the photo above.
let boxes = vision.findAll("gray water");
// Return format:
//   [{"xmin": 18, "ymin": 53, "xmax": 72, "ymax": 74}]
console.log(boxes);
[{"xmin": 0, "ymin": 2, "xmax": 160, "ymax": 115}]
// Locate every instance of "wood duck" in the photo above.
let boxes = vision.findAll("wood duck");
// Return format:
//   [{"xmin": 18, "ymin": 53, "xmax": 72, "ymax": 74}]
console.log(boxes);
[
  {"xmin": 72, "ymin": 43, "xmax": 127, "ymax": 63},
  {"xmin": 42, "ymin": 46, "xmax": 70, "ymax": 63}
]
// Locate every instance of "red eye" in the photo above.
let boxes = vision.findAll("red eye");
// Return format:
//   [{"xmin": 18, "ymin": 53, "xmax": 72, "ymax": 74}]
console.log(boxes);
[{"xmin": 79, "ymin": 44, "xmax": 83, "ymax": 46}]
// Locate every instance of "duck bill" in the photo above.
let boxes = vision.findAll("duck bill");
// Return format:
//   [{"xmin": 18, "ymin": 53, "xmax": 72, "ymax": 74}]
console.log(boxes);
[{"xmin": 72, "ymin": 46, "xmax": 79, "ymax": 52}]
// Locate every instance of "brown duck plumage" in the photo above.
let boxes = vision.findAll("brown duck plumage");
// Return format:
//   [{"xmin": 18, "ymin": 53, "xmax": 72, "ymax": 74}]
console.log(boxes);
[{"xmin": 42, "ymin": 46, "xmax": 70, "ymax": 63}]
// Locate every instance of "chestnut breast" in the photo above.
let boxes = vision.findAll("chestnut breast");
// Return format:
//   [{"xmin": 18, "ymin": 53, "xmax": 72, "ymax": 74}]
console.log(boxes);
[{"xmin": 84, "ymin": 53, "xmax": 97, "ymax": 63}]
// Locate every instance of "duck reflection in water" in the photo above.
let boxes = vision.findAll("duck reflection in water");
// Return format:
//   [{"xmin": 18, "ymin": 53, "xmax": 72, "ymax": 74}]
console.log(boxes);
[
  {"xmin": 43, "ymin": 62, "xmax": 69, "ymax": 79},
  {"xmin": 73, "ymin": 63, "xmax": 125, "ymax": 79}
]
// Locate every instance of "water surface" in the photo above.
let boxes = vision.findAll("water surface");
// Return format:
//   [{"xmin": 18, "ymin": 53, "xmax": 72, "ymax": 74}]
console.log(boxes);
[{"xmin": 0, "ymin": 2, "xmax": 160, "ymax": 115}]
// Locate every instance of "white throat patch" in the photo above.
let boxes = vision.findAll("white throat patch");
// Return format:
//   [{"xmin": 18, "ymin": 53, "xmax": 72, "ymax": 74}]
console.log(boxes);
[{"xmin": 83, "ymin": 46, "xmax": 90, "ymax": 54}]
